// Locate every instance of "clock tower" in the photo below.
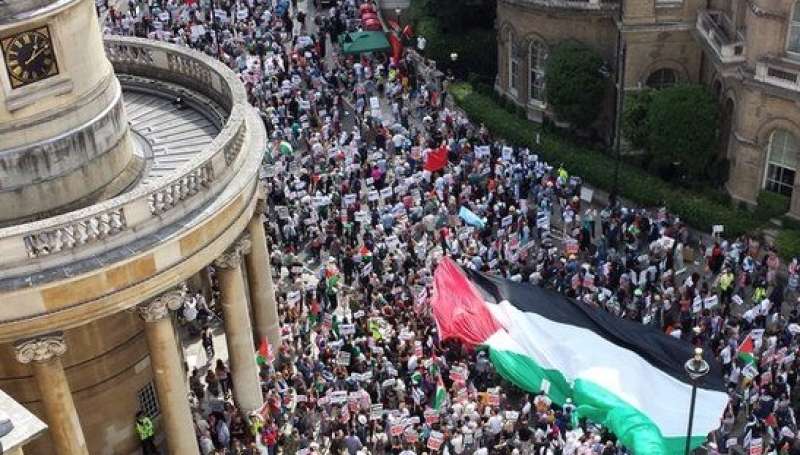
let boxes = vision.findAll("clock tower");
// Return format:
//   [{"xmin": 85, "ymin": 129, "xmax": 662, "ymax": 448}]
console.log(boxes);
[{"xmin": 0, "ymin": 0, "xmax": 138, "ymax": 225}]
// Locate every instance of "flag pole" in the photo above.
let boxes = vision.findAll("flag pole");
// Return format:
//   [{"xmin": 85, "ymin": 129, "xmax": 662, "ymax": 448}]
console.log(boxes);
[{"xmin": 684, "ymin": 347, "xmax": 710, "ymax": 455}]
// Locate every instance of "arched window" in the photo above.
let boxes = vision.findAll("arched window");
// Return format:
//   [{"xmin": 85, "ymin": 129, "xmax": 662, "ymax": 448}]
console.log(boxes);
[
  {"xmin": 529, "ymin": 40, "xmax": 547, "ymax": 103},
  {"xmin": 788, "ymin": 1, "xmax": 800, "ymax": 53},
  {"xmin": 507, "ymin": 30, "xmax": 519, "ymax": 96},
  {"xmin": 765, "ymin": 129, "xmax": 799, "ymax": 196},
  {"xmin": 646, "ymin": 68, "xmax": 677, "ymax": 89}
]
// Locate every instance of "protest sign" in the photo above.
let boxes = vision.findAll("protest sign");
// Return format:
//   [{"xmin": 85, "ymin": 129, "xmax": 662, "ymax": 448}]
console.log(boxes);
[
  {"xmin": 424, "ymin": 408, "xmax": 439, "ymax": 424},
  {"xmin": 580, "ymin": 186, "xmax": 594, "ymax": 203},
  {"xmin": 390, "ymin": 423, "xmax": 405, "ymax": 437},
  {"xmin": 370, "ymin": 403, "xmax": 384, "ymax": 420},
  {"xmin": 336, "ymin": 351, "xmax": 351, "ymax": 366},
  {"xmin": 339, "ymin": 324, "xmax": 355, "ymax": 336},
  {"xmin": 427, "ymin": 431, "xmax": 444, "ymax": 451}
]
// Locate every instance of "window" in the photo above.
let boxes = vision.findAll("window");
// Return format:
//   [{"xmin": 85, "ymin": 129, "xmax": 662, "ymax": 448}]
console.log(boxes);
[
  {"xmin": 646, "ymin": 68, "xmax": 677, "ymax": 89},
  {"xmin": 137, "ymin": 382, "xmax": 160, "ymax": 418},
  {"xmin": 529, "ymin": 41, "xmax": 547, "ymax": 103},
  {"xmin": 788, "ymin": 1, "xmax": 800, "ymax": 53},
  {"xmin": 765, "ymin": 129, "xmax": 798, "ymax": 197},
  {"xmin": 510, "ymin": 58, "xmax": 519, "ymax": 95},
  {"xmin": 507, "ymin": 29, "xmax": 519, "ymax": 96}
]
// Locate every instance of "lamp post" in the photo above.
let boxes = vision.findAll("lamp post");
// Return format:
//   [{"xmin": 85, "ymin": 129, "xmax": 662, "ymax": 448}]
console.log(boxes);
[
  {"xmin": 450, "ymin": 52, "xmax": 459, "ymax": 63},
  {"xmin": 395, "ymin": 8, "xmax": 402, "ymax": 23},
  {"xmin": 684, "ymin": 347, "xmax": 710, "ymax": 455}
]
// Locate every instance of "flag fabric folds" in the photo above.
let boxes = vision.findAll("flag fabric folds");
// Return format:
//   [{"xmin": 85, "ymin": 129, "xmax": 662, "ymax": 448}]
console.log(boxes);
[
  {"xmin": 424, "ymin": 145, "xmax": 448, "ymax": 172},
  {"xmin": 430, "ymin": 258, "xmax": 728, "ymax": 455},
  {"xmin": 738, "ymin": 333, "xmax": 755, "ymax": 365},
  {"xmin": 458, "ymin": 206, "xmax": 486, "ymax": 229},
  {"xmin": 256, "ymin": 337, "xmax": 272, "ymax": 366}
]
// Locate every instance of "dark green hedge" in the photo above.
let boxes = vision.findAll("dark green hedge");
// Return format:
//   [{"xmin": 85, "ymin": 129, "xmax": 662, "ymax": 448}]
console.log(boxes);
[
  {"xmin": 450, "ymin": 83, "xmax": 760, "ymax": 236},
  {"xmin": 756, "ymin": 190, "xmax": 790, "ymax": 219},
  {"xmin": 777, "ymin": 229, "xmax": 800, "ymax": 260}
]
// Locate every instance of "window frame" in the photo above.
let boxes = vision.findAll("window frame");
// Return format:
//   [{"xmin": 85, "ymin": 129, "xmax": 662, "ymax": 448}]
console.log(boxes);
[
  {"xmin": 528, "ymin": 40, "xmax": 547, "ymax": 105},
  {"xmin": 646, "ymin": 68, "xmax": 678, "ymax": 90},
  {"xmin": 787, "ymin": 0, "xmax": 800, "ymax": 56},
  {"xmin": 764, "ymin": 129, "xmax": 799, "ymax": 197}
]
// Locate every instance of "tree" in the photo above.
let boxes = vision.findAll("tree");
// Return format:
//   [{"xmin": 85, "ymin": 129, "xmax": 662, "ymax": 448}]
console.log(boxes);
[
  {"xmin": 621, "ymin": 90, "xmax": 653, "ymax": 149},
  {"xmin": 544, "ymin": 41, "xmax": 607, "ymax": 127},
  {"xmin": 644, "ymin": 85, "xmax": 719, "ymax": 180}
]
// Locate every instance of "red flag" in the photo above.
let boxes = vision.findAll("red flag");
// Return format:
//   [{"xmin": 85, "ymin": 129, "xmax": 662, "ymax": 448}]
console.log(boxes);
[
  {"xmin": 256, "ymin": 337, "xmax": 272, "ymax": 365},
  {"xmin": 424, "ymin": 146, "xmax": 448, "ymax": 172}
]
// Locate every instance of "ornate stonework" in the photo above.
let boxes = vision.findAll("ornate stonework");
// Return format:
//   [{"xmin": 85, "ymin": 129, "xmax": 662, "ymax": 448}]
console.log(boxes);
[
  {"xmin": 138, "ymin": 287, "xmax": 187, "ymax": 322},
  {"xmin": 15, "ymin": 333, "xmax": 67, "ymax": 363},
  {"xmin": 214, "ymin": 234, "xmax": 252, "ymax": 269}
]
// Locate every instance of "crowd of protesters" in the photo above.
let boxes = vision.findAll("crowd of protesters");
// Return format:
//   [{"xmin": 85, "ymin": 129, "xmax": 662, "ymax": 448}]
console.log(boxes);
[{"xmin": 102, "ymin": 0, "xmax": 800, "ymax": 454}]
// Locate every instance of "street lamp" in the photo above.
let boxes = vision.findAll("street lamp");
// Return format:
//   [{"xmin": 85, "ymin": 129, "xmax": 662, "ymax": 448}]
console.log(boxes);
[
  {"xmin": 395, "ymin": 8, "xmax": 402, "ymax": 22},
  {"xmin": 450, "ymin": 52, "xmax": 458, "ymax": 62},
  {"xmin": 684, "ymin": 347, "xmax": 710, "ymax": 455}
]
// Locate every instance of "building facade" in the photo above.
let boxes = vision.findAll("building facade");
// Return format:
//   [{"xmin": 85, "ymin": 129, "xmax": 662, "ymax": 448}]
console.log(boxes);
[
  {"xmin": 496, "ymin": 0, "xmax": 800, "ymax": 217},
  {"xmin": 0, "ymin": 1, "xmax": 278, "ymax": 454}
]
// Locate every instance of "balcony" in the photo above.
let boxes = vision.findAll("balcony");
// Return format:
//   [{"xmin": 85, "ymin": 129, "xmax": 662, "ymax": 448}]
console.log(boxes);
[
  {"xmin": 500, "ymin": 0, "xmax": 619, "ymax": 13},
  {"xmin": 755, "ymin": 56, "xmax": 800, "ymax": 93},
  {"xmin": 696, "ymin": 10, "xmax": 746, "ymax": 64}
]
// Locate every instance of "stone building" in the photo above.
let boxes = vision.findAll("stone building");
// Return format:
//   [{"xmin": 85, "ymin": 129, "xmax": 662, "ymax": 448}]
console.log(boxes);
[
  {"xmin": 496, "ymin": 0, "xmax": 800, "ymax": 217},
  {"xmin": 0, "ymin": 1, "xmax": 276, "ymax": 454}
]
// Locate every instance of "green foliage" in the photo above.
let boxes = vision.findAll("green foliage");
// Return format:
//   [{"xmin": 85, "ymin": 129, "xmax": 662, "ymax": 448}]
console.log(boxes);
[
  {"xmin": 407, "ymin": 0, "xmax": 497, "ymax": 81},
  {"xmin": 450, "ymin": 82, "xmax": 761, "ymax": 237},
  {"xmin": 756, "ymin": 190, "xmax": 790, "ymax": 219},
  {"xmin": 644, "ymin": 85, "xmax": 719, "ymax": 179},
  {"xmin": 777, "ymin": 229, "xmax": 800, "ymax": 259},
  {"xmin": 622, "ymin": 90, "xmax": 652, "ymax": 149},
  {"xmin": 427, "ymin": 0, "xmax": 497, "ymax": 32},
  {"xmin": 544, "ymin": 42, "xmax": 607, "ymax": 127}
]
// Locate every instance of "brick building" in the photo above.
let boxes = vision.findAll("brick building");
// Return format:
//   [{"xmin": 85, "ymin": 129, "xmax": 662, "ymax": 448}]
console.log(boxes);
[{"xmin": 496, "ymin": 0, "xmax": 800, "ymax": 216}]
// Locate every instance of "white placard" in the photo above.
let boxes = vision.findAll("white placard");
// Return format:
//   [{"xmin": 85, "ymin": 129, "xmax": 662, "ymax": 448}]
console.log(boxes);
[{"xmin": 580, "ymin": 187, "xmax": 594, "ymax": 203}]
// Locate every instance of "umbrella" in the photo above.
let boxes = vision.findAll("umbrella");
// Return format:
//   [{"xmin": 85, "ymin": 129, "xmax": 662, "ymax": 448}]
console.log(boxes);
[
  {"xmin": 279, "ymin": 141, "xmax": 293, "ymax": 156},
  {"xmin": 338, "ymin": 31, "xmax": 391, "ymax": 55}
]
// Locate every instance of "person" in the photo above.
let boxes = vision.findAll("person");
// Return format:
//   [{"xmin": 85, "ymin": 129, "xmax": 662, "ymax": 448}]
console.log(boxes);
[
  {"xmin": 135, "ymin": 411, "xmax": 157, "ymax": 455},
  {"xmin": 202, "ymin": 326, "xmax": 215, "ymax": 363}
]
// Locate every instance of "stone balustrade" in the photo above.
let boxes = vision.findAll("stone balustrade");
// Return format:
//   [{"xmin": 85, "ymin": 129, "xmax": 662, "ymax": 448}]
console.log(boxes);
[
  {"xmin": 500, "ymin": 0, "xmax": 618, "ymax": 12},
  {"xmin": 0, "ymin": 37, "xmax": 251, "ymax": 274}
]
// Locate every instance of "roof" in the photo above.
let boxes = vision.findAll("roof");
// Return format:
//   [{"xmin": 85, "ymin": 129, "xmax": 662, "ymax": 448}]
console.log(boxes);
[
  {"xmin": 0, "ymin": 389, "xmax": 47, "ymax": 451},
  {"xmin": 337, "ymin": 31, "xmax": 391, "ymax": 55}
]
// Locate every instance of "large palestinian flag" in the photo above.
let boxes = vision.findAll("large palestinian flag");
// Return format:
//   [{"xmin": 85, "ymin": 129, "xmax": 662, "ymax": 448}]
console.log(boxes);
[{"xmin": 431, "ymin": 258, "xmax": 728, "ymax": 454}]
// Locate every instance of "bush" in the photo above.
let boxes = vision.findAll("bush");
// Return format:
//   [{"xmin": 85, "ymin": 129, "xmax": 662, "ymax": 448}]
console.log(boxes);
[
  {"xmin": 409, "ymin": 0, "xmax": 497, "ymax": 81},
  {"xmin": 622, "ymin": 90, "xmax": 652, "ymax": 149},
  {"xmin": 756, "ymin": 190, "xmax": 790, "ymax": 219},
  {"xmin": 777, "ymin": 229, "xmax": 800, "ymax": 259},
  {"xmin": 645, "ymin": 85, "xmax": 719, "ymax": 180},
  {"xmin": 450, "ymin": 82, "xmax": 761, "ymax": 236},
  {"xmin": 544, "ymin": 41, "xmax": 608, "ymax": 127}
]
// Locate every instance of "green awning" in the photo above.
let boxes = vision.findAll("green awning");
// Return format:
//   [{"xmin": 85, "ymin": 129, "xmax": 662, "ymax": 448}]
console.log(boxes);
[{"xmin": 337, "ymin": 31, "xmax": 391, "ymax": 55}]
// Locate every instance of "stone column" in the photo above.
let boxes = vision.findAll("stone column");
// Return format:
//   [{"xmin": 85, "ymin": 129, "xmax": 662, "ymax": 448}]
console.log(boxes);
[
  {"xmin": 15, "ymin": 334, "xmax": 88, "ymax": 455},
  {"xmin": 137, "ymin": 289, "xmax": 200, "ymax": 455},
  {"xmin": 214, "ymin": 236, "xmax": 264, "ymax": 413},
  {"xmin": 245, "ymin": 198, "xmax": 281, "ymax": 352}
]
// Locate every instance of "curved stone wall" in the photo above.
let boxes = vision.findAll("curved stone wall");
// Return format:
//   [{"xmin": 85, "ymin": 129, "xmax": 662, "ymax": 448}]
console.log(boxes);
[
  {"xmin": 0, "ymin": 0, "xmax": 137, "ymax": 224},
  {"xmin": 0, "ymin": 37, "xmax": 266, "ymax": 343}
]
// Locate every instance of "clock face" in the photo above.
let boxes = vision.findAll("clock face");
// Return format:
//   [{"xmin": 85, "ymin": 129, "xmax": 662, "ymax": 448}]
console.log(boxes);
[{"xmin": 2, "ymin": 26, "xmax": 59, "ymax": 89}]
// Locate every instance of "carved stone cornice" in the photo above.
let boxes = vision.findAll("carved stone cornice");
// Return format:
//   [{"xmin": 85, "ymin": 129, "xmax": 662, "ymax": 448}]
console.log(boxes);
[
  {"xmin": 213, "ymin": 234, "xmax": 252, "ymax": 269},
  {"xmin": 138, "ymin": 287, "xmax": 187, "ymax": 322},
  {"xmin": 15, "ymin": 333, "xmax": 67, "ymax": 363},
  {"xmin": 746, "ymin": 0, "xmax": 785, "ymax": 19}
]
